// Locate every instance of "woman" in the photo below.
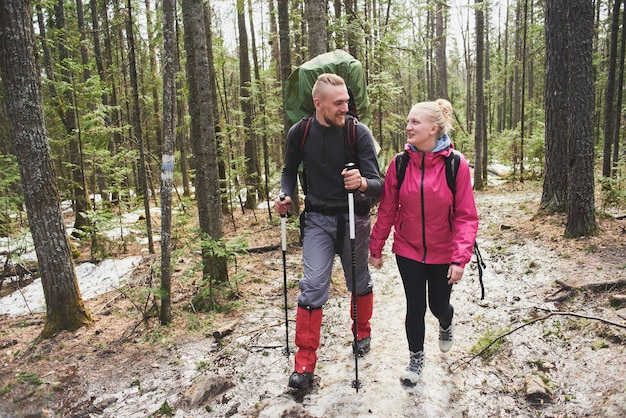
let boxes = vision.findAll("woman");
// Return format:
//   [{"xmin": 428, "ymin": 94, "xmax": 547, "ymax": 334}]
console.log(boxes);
[{"xmin": 369, "ymin": 99, "xmax": 478, "ymax": 386}]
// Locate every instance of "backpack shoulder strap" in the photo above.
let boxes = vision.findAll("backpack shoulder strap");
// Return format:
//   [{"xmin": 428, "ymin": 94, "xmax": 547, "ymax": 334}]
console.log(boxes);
[
  {"xmin": 445, "ymin": 150, "xmax": 461, "ymax": 196},
  {"xmin": 444, "ymin": 150, "xmax": 487, "ymax": 300},
  {"xmin": 299, "ymin": 115, "xmax": 313, "ymax": 151},
  {"xmin": 474, "ymin": 241, "xmax": 486, "ymax": 300},
  {"xmin": 395, "ymin": 150, "xmax": 409, "ymax": 190},
  {"xmin": 299, "ymin": 115, "xmax": 358, "ymax": 162},
  {"xmin": 344, "ymin": 115, "xmax": 359, "ymax": 164},
  {"xmin": 347, "ymin": 116, "xmax": 358, "ymax": 157}
]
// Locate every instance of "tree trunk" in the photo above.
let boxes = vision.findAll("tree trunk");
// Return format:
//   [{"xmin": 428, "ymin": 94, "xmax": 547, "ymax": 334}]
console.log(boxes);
[
  {"xmin": 540, "ymin": 0, "xmax": 569, "ymax": 214},
  {"xmin": 75, "ymin": 0, "xmax": 91, "ymax": 82},
  {"xmin": 612, "ymin": 2, "xmax": 626, "ymax": 178},
  {"xmin": 160, "ymin": 0, "xmax": 177, "ymax": 325},
  {"xmin": 126, "ymin": 0, "xmax": 154, "ymax": 254},
  {"xmin": 0, "ymin": 0, "xmax": 93, "ymax": 338},
  {"xmin": 101, "ymin": 0, "xmax": 124, "ymax": 204},
  {"xmin": 181, "ymin": 0, "xmax": 228, "ymax": 300},
  {"xmin": 435, "ymin": 1, "xmax": 448, "ymax": 100},
  {"xmin": 174, "ymin": 13, "xmax": 190, "ymax": 198},
  {"xmin": 278, "ymin": 0, "xmax": 291, "ymax": 138},
  {"xmin": 277, "ymin": 0, "xmax": 300, "ymax": 215},
  {"xmin": 291, "ymin": 0, "xmax": 304, "ymax": 65},
  {"xmin": 89, "ymin": 0, "xmax": 113, "ymax": 202},
  {"xmin": 237, "ymin": 0, "xmax": 259, "ymax": 210},
  {"xmin": 202, "ymin": 4, "xmax": 228, "ymax": 214},
  {"xmin": 602, "ymin": 0, "xmax": 621, "ymax": 177},
  {"xmin": 248, "ymin": 0, "xmax": 270, "ymax": 207},
  {"xmin": 565, "ymin": 0, "xmax": 597, "ymax": 237},
  {"xmin": 519, "ymin": 0, "xmax": 528, "ymax": 182},
  {"xmin": 333, "ymin": 0, "xmax": 343, "ymax": 49},
  {"xmin": 427, "ymin": 7, "xmax": 434, "ymax": 99},
  {"xmin": 305, "ymin": 0, "xmax": 327, "ymax": 58},
  {"xmin": 144, "ymin": 0, "xmax": 163, "ymax": 150},
  {"xmin": 501, "ymin": 0, "xmax": 510, "ymax": 132},
  {"xmin": 474, "ymin": 0, "xmax": 485, "ymax": 190},
  {"xmin": 54, "ymin": 0, "xmax": 92, "ymax": 234},
  {"xmin": 345, "ymin": 0, "xmax": 358, "ymax": 59},
  {"xmin": 269, "ymin": 0, "xmax": 282, "ymax": 82}
]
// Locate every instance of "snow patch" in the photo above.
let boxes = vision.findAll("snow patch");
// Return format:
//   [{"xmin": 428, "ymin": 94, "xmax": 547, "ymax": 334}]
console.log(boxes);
[{"xmin": 0, "ymin": 256, "xmax": 142, "ymax": 317}]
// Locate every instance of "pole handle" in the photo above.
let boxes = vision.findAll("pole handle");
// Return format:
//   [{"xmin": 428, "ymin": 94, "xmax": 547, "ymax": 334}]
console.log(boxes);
[
  {"xmin": 279, "ymin": 193, "xmax": 287, "ymax": 251},
  {"xmin": 344, "ymin": 164, "xmax": 356, "ymax": 239}
]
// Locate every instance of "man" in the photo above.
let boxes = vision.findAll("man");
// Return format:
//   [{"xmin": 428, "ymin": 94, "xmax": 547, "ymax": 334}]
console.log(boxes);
[{"xmin": 274, "ymin": 73, "xmax": 383, "ymax": 390}]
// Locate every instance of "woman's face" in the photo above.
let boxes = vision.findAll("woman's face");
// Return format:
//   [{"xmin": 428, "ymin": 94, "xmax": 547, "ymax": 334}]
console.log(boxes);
[{"xmin": 406, "ymin": 108, "xmax": 438, "ymax": 150}]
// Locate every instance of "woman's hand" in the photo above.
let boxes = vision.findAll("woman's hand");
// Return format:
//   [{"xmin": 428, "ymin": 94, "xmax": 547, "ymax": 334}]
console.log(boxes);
[
  {"xmin": 369, "ymin": 255, "xmax": 383, "ymax": 269},
  {"xmin": 447, "ymin": 264, "xmax": 464, "ymax": 285}
]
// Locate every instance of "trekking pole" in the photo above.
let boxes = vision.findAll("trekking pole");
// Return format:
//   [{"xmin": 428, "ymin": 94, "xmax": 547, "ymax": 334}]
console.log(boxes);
[
  {"xmin": 345, "ymin": 162, "xmax": 362, "ymax": 392},
  {"xmin": 279, "ymin": 192, "xmax": 290, "ymax": 357}
]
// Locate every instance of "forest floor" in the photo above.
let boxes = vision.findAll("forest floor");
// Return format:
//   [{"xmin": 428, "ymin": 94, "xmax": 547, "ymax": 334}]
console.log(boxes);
[{"xmin": 1, "ymin": 180, "xmax": 626, "ymax": 417}]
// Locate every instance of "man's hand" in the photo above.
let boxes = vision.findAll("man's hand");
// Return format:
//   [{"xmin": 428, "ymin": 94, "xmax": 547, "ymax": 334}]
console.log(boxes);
[
  {"xmin": 341, "ymin": 167, "xmax": 364, "ymax": 191},
  {"xmin": 274, "ymin": 195, "xmax": 292, "ymax": 216}
]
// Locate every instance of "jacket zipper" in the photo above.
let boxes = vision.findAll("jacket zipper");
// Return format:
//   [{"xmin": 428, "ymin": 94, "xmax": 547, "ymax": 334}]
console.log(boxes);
[{"xmin": 420, "ymin": 154, "xmax": 427, "ymax": 263}]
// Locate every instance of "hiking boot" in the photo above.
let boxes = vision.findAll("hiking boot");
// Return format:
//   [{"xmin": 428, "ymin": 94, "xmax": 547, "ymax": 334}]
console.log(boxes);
[
  {"xmin": 352, "ymin": 337, "xmax": 371, "ymax": 357},
  {"xmin": 438, "ymin": 322, "xmax": 454, "ymax": 353},
  {"xmin": 400, "ymin": 351, "xmax": 424, "ymax": 386},
  {"xmin": 288, "ymin": 371, "xmax": 313, "ymax": 390}
]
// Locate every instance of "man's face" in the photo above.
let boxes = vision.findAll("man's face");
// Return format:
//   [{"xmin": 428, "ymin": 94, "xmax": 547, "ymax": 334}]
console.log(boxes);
[{"xmin": 314, "ymin": 84, "xmax": 350, "ymax": 128}]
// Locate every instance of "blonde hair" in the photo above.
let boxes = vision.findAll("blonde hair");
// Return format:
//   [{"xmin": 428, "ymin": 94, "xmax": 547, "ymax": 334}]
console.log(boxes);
[
  {"xmin": 312, "ymin": 73, "xmax": 346, "ymax": 99},
  {"xmin": 411, "ymin": 99, "xmax": 455, "ymax": 136}
]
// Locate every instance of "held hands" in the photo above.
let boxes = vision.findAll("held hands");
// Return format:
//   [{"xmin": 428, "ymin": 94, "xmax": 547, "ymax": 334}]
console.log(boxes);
[
  {"xmin": 341, "ymin": 167, "xmax": 365, "ymax": 192},
  {"xmin": 447, "ymin": 264, "xmax": 464, "ymax": 285},
  {"xmin": 274, "ymin": 195, "xmax": 292, "ymax": 216}
]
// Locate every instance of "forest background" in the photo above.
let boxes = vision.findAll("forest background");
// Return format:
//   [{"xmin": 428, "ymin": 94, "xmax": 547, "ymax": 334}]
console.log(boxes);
[{"xmin": 0, "ymin": 0, "xmax": 625, "ymax": 360}]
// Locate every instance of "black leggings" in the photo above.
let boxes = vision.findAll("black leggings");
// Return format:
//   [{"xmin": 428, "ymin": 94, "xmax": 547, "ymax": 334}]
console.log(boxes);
[{"xmin": 396, "ymin": 255, "xmax": 454, "ymax": 353}]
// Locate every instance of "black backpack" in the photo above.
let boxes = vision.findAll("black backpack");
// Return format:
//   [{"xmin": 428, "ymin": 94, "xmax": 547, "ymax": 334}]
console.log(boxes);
[{"xmin": 395, "ymin": 149, "xmax": 487, "ymax": 299}]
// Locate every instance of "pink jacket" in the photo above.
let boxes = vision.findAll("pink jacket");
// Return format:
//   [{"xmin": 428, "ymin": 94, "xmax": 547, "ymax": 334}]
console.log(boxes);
[{"xmin": 369, "ymin": 145, "xmax": 478, "ymax": 267}]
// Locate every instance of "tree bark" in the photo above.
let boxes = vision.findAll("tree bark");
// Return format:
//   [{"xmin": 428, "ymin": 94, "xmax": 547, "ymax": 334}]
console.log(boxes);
[
  {"xmin": 159, "ymin": 0, "xmax": 177, "ymax": 325},
  {"xmin": 126, "ymin": 0, "xmax": 154, "ymax": 254},
  {"xmin": 144, "ymin": 0, "xmax": 163, "ymax": 151},
  {"xmin": 75, "ymin": 0, "xmax": 91, "ymax": 82},
  {"xmin": 565, "ymin": 0, "xmax": 596, "ymax": 237},
  {"xmin": 540, "ymin": 0, "xmax": 569, "ymax": 214},
  {"xmin": 602, "ymin": 0, "xmax": 621, "ymax": 177},
  {"xmin": 305, "ymin": 0, "xmax": 327, "ymax": 58},
  {"xmin": 434, "ymin": 1, "xmax": 448, "ymax": 100},
  {"xmin": 238, "ymin": 0, "xmax": 260, "ymax": 210},
  {"xmin": 278, "ymin": 0, "xmax": 291, "ymax": 136},
  {"xmin": 611, "ymin": 2, "xmax": 626, "ymax": 178},
  {"xmin": 277, "ymin": 0, "xmax": 300, "ymax": 215},
  {"xmin": 0, "ymin": 0, "xmax": 93, "ymax": 338},
  {"xmin": 474, "ymin": 0, "xmax": 485, "ymax": 190},
  {"xmin": 202, "ymin": 4, "xmax": 228, "ymax": 214},
  {"xmin": 54, "ymin": 0, "xmax": 93, "ymax": 234},
  {"xmin": 181, "ymin": 0, "xmax": 228, "ymax": 298}
]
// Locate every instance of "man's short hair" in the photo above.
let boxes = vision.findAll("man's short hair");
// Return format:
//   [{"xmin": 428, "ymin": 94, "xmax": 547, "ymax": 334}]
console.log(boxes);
[{"xmin": 312, "ymin": 73, "xmax": 346, "ymax": 99}]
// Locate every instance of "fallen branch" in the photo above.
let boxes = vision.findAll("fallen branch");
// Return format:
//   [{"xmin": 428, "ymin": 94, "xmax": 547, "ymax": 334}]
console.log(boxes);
[
  {"xmin": 611, "ymin": 294, "xmax": 626, "ymax": 307},
  {"xmin": 247, "ymin": 243, "xmax": 300, "ymax": 253},
  {"xmin": 247, "ymin": 244, "xmax": 280, "ymax": 253},
  {"xmin": 212, "ymin": 319, "xmax": 241, "ymax": 339},
  {"xmin": 450, "ymin": 310, "xmax": 626, "ymax": 372},
  {"xmin": 548, "ymin": 278, "xmax": 626, "ymax": 302},
  {"xmin": 555, "ymin": 278, "xmax": 626, "ymax": 292}
]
